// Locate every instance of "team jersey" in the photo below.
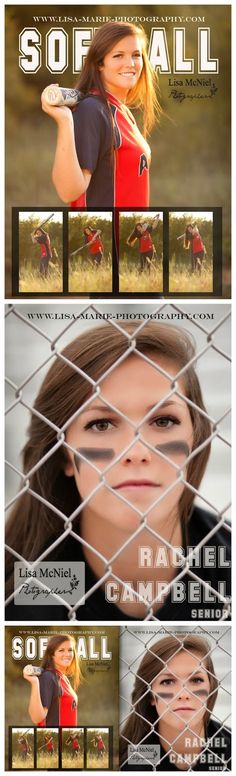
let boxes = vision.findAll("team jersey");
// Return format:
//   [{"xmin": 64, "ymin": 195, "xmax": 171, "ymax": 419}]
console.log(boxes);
[
  {"xmin": 45, "ymin": 738, "xmax": 54, "ymax": 752},
  {"xmin": 71, "ymin": 92, "xmax": 151, "ymax": 208},
  {"xmin": 193, "ymin": 233, "xmax": 204, "ymax": 253},
  {"xmin": 139, "ymin": 227, "xmax": 154, "ymax": 253},
  {"xmin": 72, "ymin": 739, "xmax": 80, "ymax": 751},
  {"xmin": 86, "ymin": 231, "xmax": 103, "ymax": 255},
  {"xmin": 38, "ymin": 669, "xmax": 77, "ymax": 726},
  {"xmin": 35, "ymin": 231, "xmax": 52, "ymax": 259}
]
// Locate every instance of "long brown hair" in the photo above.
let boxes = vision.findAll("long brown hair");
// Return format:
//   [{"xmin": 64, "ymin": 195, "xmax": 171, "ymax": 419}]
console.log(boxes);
[
  {"xmin": 41, "ymin": 634, "xmax": 81, "ymax": 689},
  {"xmin": 76, "ymin": 22, "xmax": 161, "ymax": 136},
  {"xmin": 6, "ymin": 321, "xmax": 211, "ymax": 591},
  {"xmin": 120, "ymin": 634, "xmax": 218, "ymax": 765}
]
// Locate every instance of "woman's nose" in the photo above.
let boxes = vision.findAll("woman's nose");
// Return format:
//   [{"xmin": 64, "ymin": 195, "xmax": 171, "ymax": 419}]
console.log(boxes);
[
  {"xmin": 177, "ymin": 682, "xmax": 191, "ymax": 699},
  {"xmin": 123, "ymin": 438, "xmax": 152, "ymax": 464}
]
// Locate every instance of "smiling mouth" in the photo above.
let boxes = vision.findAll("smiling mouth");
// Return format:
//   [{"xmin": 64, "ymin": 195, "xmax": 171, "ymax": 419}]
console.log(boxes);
[
  {"xmin": 114, "ymin": 480, "xmax": 159, "ymax": 489},
  {"xmin": 118, "ymin": 72, "xmax": 136, "ymax": 76}
]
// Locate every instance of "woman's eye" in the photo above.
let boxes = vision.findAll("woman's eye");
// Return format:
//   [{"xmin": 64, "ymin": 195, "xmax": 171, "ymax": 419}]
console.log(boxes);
[
  {"xmin": 159, "ymin": 678, "xmax": 174, "ymax": 686},
  {"xmin": 152, "ymin": 416, "xmax": 180, "ymax": 428},
  {"xmin": 85, "ymin": 419, "xmax": 114, "ymax": 432},
  {"xmin": 191, "ymin": 677, "xmax": 204, "ymax": 684}
]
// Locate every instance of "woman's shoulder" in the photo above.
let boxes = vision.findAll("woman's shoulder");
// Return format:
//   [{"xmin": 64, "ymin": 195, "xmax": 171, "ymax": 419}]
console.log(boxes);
[
  {"xmin": 74, "ymin": 94, "xmax": 110, "ymax": 120},
  {"xmin": 39, "ymin": 669, "xmax": 57, "ymax": 687}
]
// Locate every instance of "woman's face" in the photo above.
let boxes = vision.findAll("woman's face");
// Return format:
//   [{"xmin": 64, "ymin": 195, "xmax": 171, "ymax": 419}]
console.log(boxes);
[
  {"xmin": 65, "ymin": 354, "xmax": 194, "ymax": 532},
  {"xmin": 151, "ymin": 650, "xmax": 211, "ymax": 734},
  {"xmin": 99, "ymin": 34, "xmax": 143, "ymax": 99},
  {"xmin": 52, "ymin": 640, "xmax": 74, "ymax": 672}
]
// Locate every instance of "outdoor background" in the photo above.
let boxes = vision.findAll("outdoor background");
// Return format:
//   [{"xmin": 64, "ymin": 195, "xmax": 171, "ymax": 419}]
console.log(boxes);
[{"xmin": 5, "ymin": 5, "xmax": 231, "ymax": 296}]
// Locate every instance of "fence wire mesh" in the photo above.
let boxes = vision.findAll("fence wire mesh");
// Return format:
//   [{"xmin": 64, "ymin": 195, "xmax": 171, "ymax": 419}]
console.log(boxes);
[
  {"xmin": 5, "ymin": 303, "xmax": 231, "ymax": 620},
  {"xmin": 119, "ymin": 624, "xmax": 231, "ymax": 771}
]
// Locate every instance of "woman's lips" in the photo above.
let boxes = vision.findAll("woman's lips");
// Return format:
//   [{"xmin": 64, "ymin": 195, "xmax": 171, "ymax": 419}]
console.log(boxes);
[
  {"xmin": 174, "ymin": 707, "xmax": 195, "ymax": 712},
  {"xmin": 113, "ymin": 480, "xmax": 160, "ymax": 490}
]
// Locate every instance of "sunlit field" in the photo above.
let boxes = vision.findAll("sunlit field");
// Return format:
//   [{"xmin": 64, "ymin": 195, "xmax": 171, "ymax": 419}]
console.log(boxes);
[
  {"xmin": 36, "ymin": 751, "xmax": 58, "ymax": 768},
  {"xmin": 19, "ymin": 263, "xmax": 62, "ymax": 293},
  {"xmin": 69, "ymin": 258, "xmax": 112, "ymax": 293},
  {"xmin": 86, "ymin": 751, "xmax": 109, "ymax": 769},
  {"xmin": 119, "ymin": 259, "xmax": 163, "ymax": 293},
  {"xmin": 169, "ymin": 259, "xmax": 213, "ymax": 293},
  {"xmin": 12, "ymin": 753, "xmax": 34, "ymax": 769},
  {"xmin": 62, "ymin": 751, "xmax": 84, "ymax": 768}
]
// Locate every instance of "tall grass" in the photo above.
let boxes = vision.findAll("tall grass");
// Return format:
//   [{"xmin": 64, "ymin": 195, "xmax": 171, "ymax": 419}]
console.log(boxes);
[
  {"xmin": 119, "ymin": 260, "xmax": 163, "ymax": 293},
  {"xmin": 86, "ymin": 751, "xmax": 109, "ymax": 769},
  {"xmin": 169, "ymin": 260, "xmax": 213, "ymax": 293},
  {"xmin": 12, "ymin": 753, "xmax": 34, "ymax": 769},
  {"xmin": 19, "ymin": 265, "xmax": 63, "ymax": 293},
  {"xmin": 62, "ymin": 752, "xmax": 84, "ymax": 768},
  {"xmin": 37, "ymin": 751, "xmax": 58, "ymax": 768},
  {"xmin": 69, "ymin": 259, "xmax": 112, "ymax": 293}
]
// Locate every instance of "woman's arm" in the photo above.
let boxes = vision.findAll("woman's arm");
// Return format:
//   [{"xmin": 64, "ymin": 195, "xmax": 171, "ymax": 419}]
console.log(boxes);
[
  {"xmin": 23, "ymin": 666, "xmax": 48, "ymax": 724},
  {"xmin": 41, "ymin": 85, "xmax": 91, "ymax": 203}
]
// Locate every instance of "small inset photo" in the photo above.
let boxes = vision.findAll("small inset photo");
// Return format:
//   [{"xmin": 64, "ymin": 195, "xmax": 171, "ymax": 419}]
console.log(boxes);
[
  {"xmin": 18, "ymin": 211, "xmax": 63, "ymax": 293},
  {"xmin": 36, "ymin": 728, "xmax": 59, "ymax": 769},
  {"xmin": 68, "ymin": 211, "xmax": 112, "ymax": 293},
  {"xmin": 86, "ymin": 728, "xmax": 110, "ymax": 769},
  {"xmin": 119, "ymin": 211, "xmax": 163, "ymax": 293},
  {"xmin": 61, "ymin": 728, "xmax": 84, "ymax": 769},
  {"xmin": 11, "ymin": 727, "xmax": 34, "ymax": 769},
  {"xmin": 169, "ymin": 211, "xmax": 213, "ymax": 293}
]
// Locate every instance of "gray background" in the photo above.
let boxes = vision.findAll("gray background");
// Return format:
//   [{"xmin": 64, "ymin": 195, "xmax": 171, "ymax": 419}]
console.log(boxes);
[{"xmin": 5, "ymin": 303, "xmax": 231, "ymax": 519}]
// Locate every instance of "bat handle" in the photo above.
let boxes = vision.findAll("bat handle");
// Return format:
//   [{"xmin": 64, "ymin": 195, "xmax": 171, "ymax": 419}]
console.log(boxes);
[{"xmin": 44, "ymin": 86, "xmax": 83, "ymax": 107}]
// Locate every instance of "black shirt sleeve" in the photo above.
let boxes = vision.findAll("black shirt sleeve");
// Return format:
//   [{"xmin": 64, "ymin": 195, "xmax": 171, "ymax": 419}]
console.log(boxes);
[
  {"xmin": 39, "ymin": 671, "xmax": 57, "ymax": 711},
  {"xmin": 73, "ymin": 96, "xmax": 112, "ymax": 173}
]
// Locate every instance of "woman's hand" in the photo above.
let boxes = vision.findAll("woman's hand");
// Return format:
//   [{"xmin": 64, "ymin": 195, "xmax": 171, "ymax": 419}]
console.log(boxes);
[
  {"xmin": 41, "ymin": 84, "xmax": 73, "ymax": 125},
  {"xmin": 23, "ymin": 665, "xmax": 39, "ymax": 683}
]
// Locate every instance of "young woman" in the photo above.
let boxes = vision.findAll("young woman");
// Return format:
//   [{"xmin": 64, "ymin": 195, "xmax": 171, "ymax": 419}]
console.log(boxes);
[
  {"xmin": 120, "ymin": 634, "xmax": 231, "ymax": 771},
  {"xmin": 41, "ymin": 22, "xmax": 161, "ymax": 207},
  {"xmin": 31, "ymin": 227, "xmax": 52, "ymax": 277},
  {"xmin": 192, "ymin": 226, "xmax": 206, "ymax": 273},
  {"xmin": 184, "ymin": 225, "xmax": 206, "ymax": 274},
  {"xmin": 65, "ymin": 732, "xmax": 81, "ymax": 758},
  {"xmin": 83, "ymin": 226, "xmax": 104, "ymax": 266},
  {"xmin": 5, "ymin": 321, "xmax": 230, "ymax": 621},
  {"xmin": 23, "ymin": 635, "xmax": 80, "ymax": 726},
  {"xmin": 127, "ymin": 214, "xmax": 160, "ymax": 271}
]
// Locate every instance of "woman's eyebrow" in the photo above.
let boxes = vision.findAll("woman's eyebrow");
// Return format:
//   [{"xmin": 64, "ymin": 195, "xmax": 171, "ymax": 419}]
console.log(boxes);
[
  {"xmin": 113, "ymin": 48, "xmax": 141, "ymax": 54},
  {"xmin": 80, "ymin": 400, "xmax": 184, "ymax": 416}
]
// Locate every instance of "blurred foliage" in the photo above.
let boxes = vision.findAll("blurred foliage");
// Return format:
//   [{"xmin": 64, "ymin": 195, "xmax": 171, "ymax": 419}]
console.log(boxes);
[{"xmin": 5, "ymin": 5, "xmax": 231, "ymax": 295}]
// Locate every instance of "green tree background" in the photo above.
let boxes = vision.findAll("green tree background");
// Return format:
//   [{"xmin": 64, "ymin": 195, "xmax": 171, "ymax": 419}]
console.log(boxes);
[{"xmin": 19, "ymin": 216, "xmax": 63, "ymax": 272}]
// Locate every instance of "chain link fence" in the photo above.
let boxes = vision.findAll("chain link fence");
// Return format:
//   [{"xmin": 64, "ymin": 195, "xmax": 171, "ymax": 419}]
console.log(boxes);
[
  {"xmin": 119, "ymin": 624, "xmax": 231, "ymax": 771},
  {"xmin": 5, "ymin": 303, "xmax": 231, "ymax": 620}
]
